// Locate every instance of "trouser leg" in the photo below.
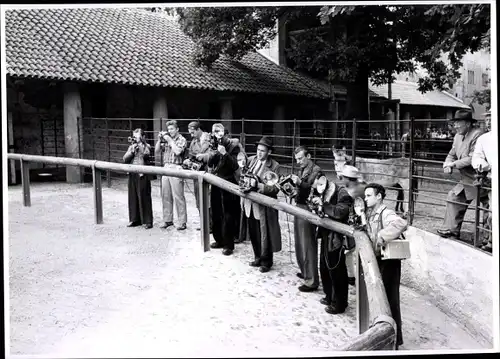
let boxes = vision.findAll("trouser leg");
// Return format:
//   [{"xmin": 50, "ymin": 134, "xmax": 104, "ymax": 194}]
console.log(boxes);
[
  {"xmin": 210, "ymin": 186, "xmax": 223, "ymax": 245},
  {"xmin": 331, "ymin": 249, "xmax": 348, "ymax": 309},
  {"xmin": 378, "ymin": 258, "xmax": 403, "ymax": 347},
  {"xmin": 138, "ymin": 175, "xmax": 153, "ymax": 226},
  {"xmin": 128, "ymin": 174, "xmax": 141, "ymax": 223},
  {"xmin": 260, "ymin": 222, "xmax": 273, "ymax": 268},
  {"xmin": 161, "ymin": 175, "xmax": 173, "ymax": 223},
  {"xmin": 171, "ymin": 174, "xmax": 187, "ymax": 225},
  {"xmin": 221, "ymin": 188, "xmax": 239, "ymax": 250},
  {"xmin": 320, "ymin": 237, "xmax": 333, "ymax": 301},
  {"xmin": 442, "ymin": 190, "xmax": 471, "ymax": 234},
  {"xmin": 248, "ymin": 213, "xmax": 261, "ymax": 262}
]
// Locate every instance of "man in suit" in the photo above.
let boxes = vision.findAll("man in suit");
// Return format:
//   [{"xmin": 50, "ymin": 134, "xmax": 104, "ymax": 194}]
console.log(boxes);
[
  {"xmin": 290, "ymin": 146, "xmax": 323, "ymax": 292},
  {"xmin": 238, "ymin": 136, "xmax": 282, "ymax": 272},
  {"xmin": 437, "ymin": 109, "xmax": 486, "ymax": 240},
  {"xmin": 123, "ymin": 128, "xmax": 154, "ymax": 229}
]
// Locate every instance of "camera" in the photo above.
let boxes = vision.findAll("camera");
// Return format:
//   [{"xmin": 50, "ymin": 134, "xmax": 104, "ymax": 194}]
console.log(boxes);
[
  {"xmin": 239, "ymin": 168, "xmax": 260, "ymax": 193},
  {"xmin": 277, "ymin": 175, "xmax": 299, "ymax": 198},
  {"xmin": 128, "ymin": 136, "xmax": 139, "ymax": 144},
  {"xmin": 209, "ymin": 134, "xmax": 219, "ymax": 150},
  {"xmin": 307, "ymin": 191, "xmax": 325, "ymax": 217},
  {"xmin": 182, "ymin": 158, "xmax": 204, "ymax": 171},
  {"xmin": 159, "ymin": 131, "xmax": 169, "ymax": 143}
]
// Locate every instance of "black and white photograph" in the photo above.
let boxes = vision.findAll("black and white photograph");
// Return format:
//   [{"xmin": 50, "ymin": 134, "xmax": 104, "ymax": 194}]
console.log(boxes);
[{"xmin": 2, "ymin": 1, "xmax": 498, "ymax": 357}]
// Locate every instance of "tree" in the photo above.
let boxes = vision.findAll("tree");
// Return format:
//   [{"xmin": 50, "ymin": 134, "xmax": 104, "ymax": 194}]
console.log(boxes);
[
  {"xmin": 469, "ymin": 89, "xmax": 491, "ymax": 109},
  {"xmin": 176, "ymin": 5, "xmax": 490, "ymax": 123}
]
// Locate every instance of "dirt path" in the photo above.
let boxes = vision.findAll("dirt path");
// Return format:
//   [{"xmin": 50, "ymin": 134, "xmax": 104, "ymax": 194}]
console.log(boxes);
[{"xmin": 7, "ymin": 182, "xmax": 482, "ymax": 356}]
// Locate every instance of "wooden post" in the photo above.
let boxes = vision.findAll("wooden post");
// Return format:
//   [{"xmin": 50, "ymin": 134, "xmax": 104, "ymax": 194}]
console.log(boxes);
[
  {"xmin": 356, "ymin": 252, "xmax": 370, "ymax": 334},
  {"xmin": 20, "ymin": 158, "xmax": 31, "ymax": 207},
  {"xmin": 473, "ymin": 173, "xmax": 484, "ymax": 247},
  {"xmin": 199, "ymin": 177, "xmax": 211, "ymax": 252},
  {"xmin": 92, "ymin": 164, "xmax": 103, "ymax": 224}
]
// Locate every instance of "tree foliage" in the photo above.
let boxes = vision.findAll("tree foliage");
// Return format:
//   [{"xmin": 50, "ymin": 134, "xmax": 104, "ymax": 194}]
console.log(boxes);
[
  {"xmin": 469, "ymin": 89, "xmax": 491, "ymax": 108},
  {"xmin": 176, "ymin": 5, "xmax": 490, "ymax": 94}
]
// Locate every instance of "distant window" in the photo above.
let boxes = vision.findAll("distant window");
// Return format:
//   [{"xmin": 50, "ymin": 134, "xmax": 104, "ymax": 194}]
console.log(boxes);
[
  {"xmin": 468, "ymin": 70, "xmax": 475, "ymax": 85},
  {"xmin": 482, "ymin": 73, "xmax": 489, "ymax": 87}
]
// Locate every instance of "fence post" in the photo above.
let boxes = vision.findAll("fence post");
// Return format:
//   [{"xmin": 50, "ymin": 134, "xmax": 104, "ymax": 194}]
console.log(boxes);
[
  {"xmin": 352, "ymin": 117, "xmax": 357, "ymax": 166},
  {"xmin": 199, "ymin": 176, "xmax": 211, "ymax": 252},
  {"xmin": 20, "ymin": 158, "xmax": 31, "ymax": 207},
  {"xmin": 92, "ymin": 164, "xmax": 103, "ymax": 224},
  {"xmin": 356, "ymin": 252, "xmax": 369, "ymax": 334},
  {"xmin": 473, "ymin": 172, "xmax": 484, "ymax": 247},
  {"xmin": 291, "ymin": 118, "xmax": 297, "ymax": 174},
  {"xmin": 408, "ymin": 117, "xmax": 415, "ymax": 225},
  {"xmin": 105, "ymin": 118, "xmax": 111, "ymax": 188}
]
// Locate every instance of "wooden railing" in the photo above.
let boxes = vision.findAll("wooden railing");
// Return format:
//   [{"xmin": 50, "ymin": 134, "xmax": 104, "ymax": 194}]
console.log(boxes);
[{"xmin": 8, "ymin": 153, "xmax": 397, "ymax": 351}]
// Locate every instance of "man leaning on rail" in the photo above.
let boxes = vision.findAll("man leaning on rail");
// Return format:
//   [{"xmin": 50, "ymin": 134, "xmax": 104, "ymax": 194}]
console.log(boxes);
[
  {"xmin": 123, "ymin": 128, "xmax": 154, "ymax": 229},
  {"xmin": 364, "ymin": 183, "xmax": 407, "ymax": 350},
  {"xmin": 472, "ymin": 110, "xmax": 494, "ymax": 252},
  {"xmin": 290, "ymin": 146, "xmax": 322, "ymax": 292},
  {"xmin": 437, "ymin": 109, "xmax": 487, "ymax": 240},
  {"xmin": 156, "ymin": 120, "xmax": 188, "ymax": 231},
  {"xmin": 238, "ymin": 136, "xmax": 282, "ymax": 273}
]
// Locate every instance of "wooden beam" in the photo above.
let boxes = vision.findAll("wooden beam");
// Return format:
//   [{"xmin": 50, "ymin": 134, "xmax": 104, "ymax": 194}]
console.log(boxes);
[
  {"xmin": 20, "ymin": 158, "xmax": 31, "ymax": 207},
  {"xmin": 199, "ymin": 176, "xmax": 211, "ymax": 252},
  {"xmin": 92, "ymin": 164, "xmax": 103, "ymax": 224}
]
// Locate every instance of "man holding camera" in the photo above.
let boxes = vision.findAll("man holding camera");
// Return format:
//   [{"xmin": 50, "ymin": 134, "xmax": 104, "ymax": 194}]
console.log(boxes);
[
  {"xmin": 184, "ymin": 121, "xmax": 210, "ymax": 225},
  {"xmin": 155, "ymin": 120, "xmax": 188, "ymax": 231},
  {"xmin": 364, "ymin": 183, "xmax": 407, "ymax": 350},
  {"xmin": 290, "ymin": 146, "xmax": 322, "ymax": 292},
  {"xmin": 123, "ymin": 128, "xmax": 153, "ymax": 229},
  {"xmin": 239, "ymin": 136, "xmax": 282, "ymax": 273},
  {"xmin": 198, "ymin": 123, "xmax": 241, "ymax": 255}
]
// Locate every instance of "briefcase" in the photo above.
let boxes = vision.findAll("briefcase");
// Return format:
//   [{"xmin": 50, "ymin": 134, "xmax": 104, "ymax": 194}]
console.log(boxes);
[{"xmin": 381, "ymin": 239, "xmax": 411, "ymax": 260}]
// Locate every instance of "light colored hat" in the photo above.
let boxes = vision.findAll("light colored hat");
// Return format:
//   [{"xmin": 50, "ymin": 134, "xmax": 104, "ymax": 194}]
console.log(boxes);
[{"xmin": 339, "ymin": 165, "xmax": 361, "ymax": 179}]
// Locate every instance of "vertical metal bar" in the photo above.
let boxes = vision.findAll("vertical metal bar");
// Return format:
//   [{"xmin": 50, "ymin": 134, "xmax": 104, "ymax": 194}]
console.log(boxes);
[
  {"xmin": 240, "ymin": 118, "xmax": 246, "ymax": 151},
  {"xmin": 352, "ymin": 117, "xmax": 357, "ymax": 166},
  {"xmin": 91, "ymin": 118, "xmax": 96, "ymax": 160},
  {"xmin": 408, "ymin": 116, "xmax": 415, "ymax": 225},
  {"xmin": 20, "ymin": 158, "xmax": 31, "ymax": 207},
  {"xmin": 92, "ymin": 164, "xmax": 103, "ymax": 224},
  {"xmin": 105, "ymin": 118, "xmax": 111, "ymax": 188},
  {"xmin": 474, "ymin": 178, "xmax": 482, "ymax": 247},
  {"xmin": 199, "ymin": 176, "xmax": 210, "ymax": 252},
  {"xmin": 356, "ymin": 252, "xmax": 369, "ymax": 334},
  {"xmin": 291, "ymin": 118, "xmax": 297, "ymax": 174}
]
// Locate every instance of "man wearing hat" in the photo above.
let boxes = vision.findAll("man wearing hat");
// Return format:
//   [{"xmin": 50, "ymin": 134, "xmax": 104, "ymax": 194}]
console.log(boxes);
[
  {"xmin": 472, "ymin": 110, "xmax": 494, "ymax": 251},
  {"xmin": 238, "ymin": 136, "xmax": 282, "ymax": 272},
  {"xmin": 437, "ymin": 109, "xmax": 486, "ymax": 239}
]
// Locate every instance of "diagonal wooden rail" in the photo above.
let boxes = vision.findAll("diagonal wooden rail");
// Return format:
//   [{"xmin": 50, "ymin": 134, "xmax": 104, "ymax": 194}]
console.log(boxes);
[{"xmin": 8, "ymin": 153, "xmax": 397, "ymax": 351}]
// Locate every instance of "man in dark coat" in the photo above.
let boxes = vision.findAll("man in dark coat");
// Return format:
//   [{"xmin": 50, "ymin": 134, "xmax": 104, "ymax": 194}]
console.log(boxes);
[
  {"xmin": 123, "ymin": 128, "xmax": 153, "ymax": 229},
  {"xmin": 239, "ymin": 136, "xmax": 282, "ymax": 273},
  {"xmin": 437, "ymin": 109, "xmax": 486, "ymax": 239},
  {"xmin": 198, "ymin": 123, "xmax": 241, "ymax": 256},
  {"xmin": 310, "ymin": 173, "xmax": 354, "ymax": 314},
  {"xmin": 290, "ymin": 146, "xmax": 323, "ymax": 292}
]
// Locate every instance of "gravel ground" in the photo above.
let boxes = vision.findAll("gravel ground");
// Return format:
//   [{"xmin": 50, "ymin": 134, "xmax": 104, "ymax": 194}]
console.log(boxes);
[{"xmin": 7, "ymin": 180, "xmax": 483, "ymax": 356}]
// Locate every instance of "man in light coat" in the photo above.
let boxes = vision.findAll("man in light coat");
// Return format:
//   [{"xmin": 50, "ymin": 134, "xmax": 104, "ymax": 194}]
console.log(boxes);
[
  {"xmin": 437, "ymin": 109, "xmax": 486, "ymax": 239},
  {"xmin": 239, "ymin": 136, "xmax": 282, "ymax": 272},
  {"xmin": 364, "ymin": 183, "xmax": 408, "ymax": 350}
]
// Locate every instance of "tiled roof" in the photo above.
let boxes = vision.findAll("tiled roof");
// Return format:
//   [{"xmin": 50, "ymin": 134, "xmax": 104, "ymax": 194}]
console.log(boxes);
[
  {"xmin": 5, "ymin": 8, "xmax": 329, "ymax": 99},
  {"xmin": 369, "ymin": 80, "xmax": 470, "ymax": 109}
]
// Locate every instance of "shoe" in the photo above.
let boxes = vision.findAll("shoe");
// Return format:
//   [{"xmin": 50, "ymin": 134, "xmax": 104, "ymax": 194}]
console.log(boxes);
[
  {"xmin": 320, "ymin": 297, "xmax": 331, "ymax": 306},
  {"xmin": 296, "ymin": 273, "xmax": 304, "ymax": 279},
  {"xmin": 259, "ymin": 266, "xmax": 271, "ymax": 273},
  {"xmin": 325, "ymin": 304, "xmax": 346, "ymax": 314},
  {"xmin": 298, "ymin": 285, "xmax": 317, "ymax": 293},
  {"xmin": 249, "ymin": 260, "xmax": 260, "ymax": 267},
  {"xmin": 127, "ymin": 221, "xmax": 141, "ymax": 227},
  {"xmin": 210, "ymin": 242, "xmax": 223, "ymax": 249},
  {"xmin": 222, "ymin": 248, "xmax": 233, "ymax": 256},
  {"xmin": 348, "ymin": 277, "xmax": 355, "ymax": 286},
  {"xmin": 160, "ymin": 222, "xmax": 174, "ymax": 229},
  {"xmin": 437, "ymin": 229, "xmax": 460, "ymax": 239},
  {"xmin": 234, "ymin": 237, "xmax": 244, "ymax": 244},
  {"xmin": 177, "ymin": 223, "xmax": 187, "ymax": 231},
  {"xmin": 143, "ymin": 224, "xmax": 153, "ymax": 229}
]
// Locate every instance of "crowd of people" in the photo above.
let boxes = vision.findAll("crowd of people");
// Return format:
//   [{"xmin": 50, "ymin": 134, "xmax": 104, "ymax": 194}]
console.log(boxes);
[{"xmin": 123, "ymin": 119, "xmax": 409, "ymax": 349}]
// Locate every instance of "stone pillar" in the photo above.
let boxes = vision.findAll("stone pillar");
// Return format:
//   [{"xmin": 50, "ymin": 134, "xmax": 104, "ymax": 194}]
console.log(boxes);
[
  {"xmin": 63, "ymin": 82, "xmax": 83, "ymax": 183},
  {"xmin": 153, "ymin": 92, "xmax": 168, "ymax": 166},
  {"xmin": 220, "ymin": 98, "xmax": 233, "ymax": 134},
  {"xmin": 273, "ymin": 105, "xmax": 286, "ymax": 157}
]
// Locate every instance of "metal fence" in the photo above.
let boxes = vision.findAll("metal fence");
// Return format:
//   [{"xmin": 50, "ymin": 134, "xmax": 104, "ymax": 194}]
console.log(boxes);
[
  {"xmin": 9, "ymin": 153, "xmax": 399, "ymax": 351},
  {"xmin": 73, "ymin": 116, "xmax": 491, "ymax": 252}
]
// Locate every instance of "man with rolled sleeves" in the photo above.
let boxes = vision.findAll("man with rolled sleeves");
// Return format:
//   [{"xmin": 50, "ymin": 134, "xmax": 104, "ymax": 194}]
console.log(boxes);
[
  {"xmin": 290, "ymin": 146, "xmax": 322, "ymax": 292},
  {"xmin": 437, "ymin": 109, "xmax": 486, "ymax": 240},
  {"xmin": 239, "ymin": 136, "xmax": 282, "ymax": 273}
]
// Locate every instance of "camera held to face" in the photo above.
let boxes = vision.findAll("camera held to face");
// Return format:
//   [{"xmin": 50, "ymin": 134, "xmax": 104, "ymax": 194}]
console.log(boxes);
[
  {"xmin": 158, "ymin": 131, "xmax": 169, "ymax": 143},
  {"xmin": 307, "ymin": 191, "xmax": 325, "ymax": 217},
  {"xmin": 128, "ymin": 136, "xmax": 139, "ymax": 144}
]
